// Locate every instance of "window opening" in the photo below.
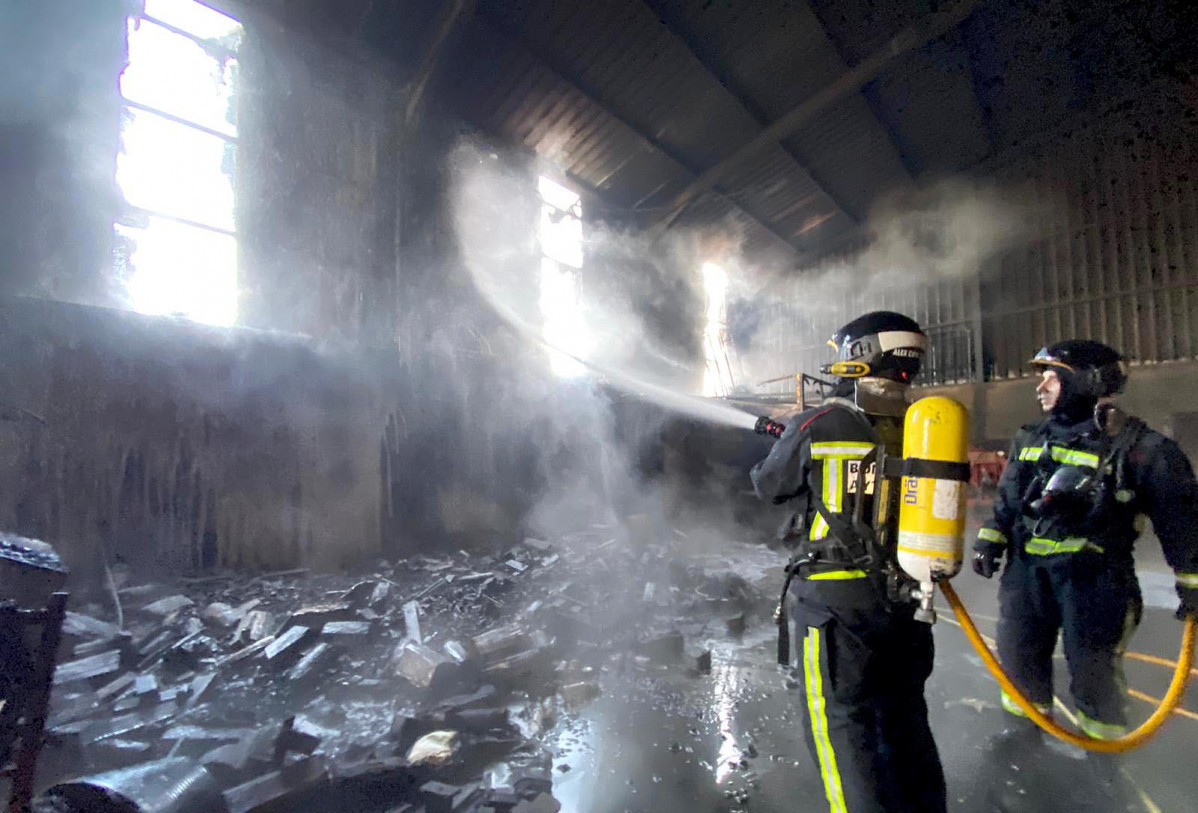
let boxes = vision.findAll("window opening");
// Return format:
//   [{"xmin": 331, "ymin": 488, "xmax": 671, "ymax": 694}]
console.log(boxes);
[
  {"xmin": 702, "ymin": 262, "xmax": 735, "ymax": 397},
  {"xmin": 114, "ymin": 0, "xmax": 242, "ymax": 326},
  {"xmin": 537, "ymin": 176, "xmax": 589, "ymax": 377}
]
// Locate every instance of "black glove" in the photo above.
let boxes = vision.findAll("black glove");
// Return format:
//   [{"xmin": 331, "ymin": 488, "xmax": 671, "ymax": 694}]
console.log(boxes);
[
  {"xmin": 972, "ymin": 544, "xmax": 1004, "ymax": 579},
  {"xmin": 1177, "ymin": 586, "xmax": 1198, "ymax": 621}
]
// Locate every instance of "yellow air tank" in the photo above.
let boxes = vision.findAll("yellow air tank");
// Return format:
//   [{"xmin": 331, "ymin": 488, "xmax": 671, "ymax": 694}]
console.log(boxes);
[{"xmin": 897, "ymin": 396, "xmax": 971, "ymax": 622}]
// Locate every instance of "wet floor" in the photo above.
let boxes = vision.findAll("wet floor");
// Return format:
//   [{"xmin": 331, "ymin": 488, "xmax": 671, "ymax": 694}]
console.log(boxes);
[{"xmin": 546, "ymin": 541, "xmax": 1198, "ymax": 813}]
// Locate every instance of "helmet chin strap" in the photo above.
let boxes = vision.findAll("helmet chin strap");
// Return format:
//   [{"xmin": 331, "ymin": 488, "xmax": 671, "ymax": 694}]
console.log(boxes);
[{"xmin": 1050, "ymin": 370, "xmax": 1099, "ymax": 424}]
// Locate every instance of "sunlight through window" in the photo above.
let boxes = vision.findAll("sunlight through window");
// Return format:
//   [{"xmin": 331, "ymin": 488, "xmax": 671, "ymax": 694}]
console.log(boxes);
[
  {"xmin": 538, "ymin": 177, "xmax": 589, "ymax": 377},
  {"xmin": 115, "ymin": 0, "xmax": 242, "ymax": 326},
  {"xmin": 702, "ymin": 262, "xmax": 732, "ymax": 397}
]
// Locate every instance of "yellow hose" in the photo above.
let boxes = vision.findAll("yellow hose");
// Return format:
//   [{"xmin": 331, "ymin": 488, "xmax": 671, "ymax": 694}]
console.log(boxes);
[{"xmin": 939, "ymin": 581, "xmax": 1198, "ymax": 753}]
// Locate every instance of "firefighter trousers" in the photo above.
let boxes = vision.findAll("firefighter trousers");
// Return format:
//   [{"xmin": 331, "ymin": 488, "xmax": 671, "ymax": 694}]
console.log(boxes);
[
  {"xmin": 997, "ymin": 552, "xmax": 1143, "ymax": 737},
  {"xmin": 790, "ymin": 579, "xmax": 947, "ymax": 813}
]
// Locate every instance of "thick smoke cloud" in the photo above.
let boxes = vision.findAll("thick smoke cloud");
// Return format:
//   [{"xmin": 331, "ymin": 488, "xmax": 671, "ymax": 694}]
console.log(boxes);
[
  {"xmin": 447, "ymin": 140, "xmax": 765, "ymax": 555},
  {"xmin": 730, "ymin": 176, "xmax": 1045, "ymax": 388}
]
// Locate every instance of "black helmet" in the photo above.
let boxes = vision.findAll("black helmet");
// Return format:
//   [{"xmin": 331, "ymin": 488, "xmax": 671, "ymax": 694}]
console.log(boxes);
[
  {"xmin": 822, "ymin": 311, "xmax": 927, "ymax": 384},
  {"xmin": 1030, "ymin": 340, "xmax": 1128, "ymax": 399}
]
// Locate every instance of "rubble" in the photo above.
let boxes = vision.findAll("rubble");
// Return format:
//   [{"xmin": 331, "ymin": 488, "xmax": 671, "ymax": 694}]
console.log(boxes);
[
  {"xmin": 322, "ymin": 620, "xmax": 372, "ymax": 637},
  {"xmin": 395, "ymin": 642, "xmax": 451, "ymax": 689},
  {"xmin": 223, "ymin": 756, "xmax": 328, "ymax": 813},
  {"xmin": 686, "ymin": 645, "xmax": 713, "ymax": 675},
  {"xmin": 287, "ymin": 642, "xmax": 337, "ymax": 682},
  {"xmin": 52, "ymin": 650, "xmax": 121, "ymax": 686},
  {"xmin": 202, "ymin": 601, "xmax": 240, "ymax": 628},
  {"xmin": 513, "ymin": 793, "xmax": 562, "ymax": 813},
  {"xmin": 263, "ymin": 625, "xmax": 315, "ymax": 666},
  {"xmin": 403, "ymin": 599, "xmax": 423, "ymax": 644},
  {"xmin": 141, "ymin": 595, "xmax": 194, "ymax": 616},
  {"xmin": 30, "ymin": 531, "xmax": 760, "ymax": 812},
  {"xmin": 420, "ymin": 780, "xmax": 461, "ymax": 813},
  {"xmin": 407, "ymin": 730, "xmax": 459, "ymax": 766}
]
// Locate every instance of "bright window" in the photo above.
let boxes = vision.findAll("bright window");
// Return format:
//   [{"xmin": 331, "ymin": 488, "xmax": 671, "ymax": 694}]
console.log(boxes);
[
  {"xmin": 114, "ymin": 0, "xmax": 242, "ymax": 326},
  {"xmin": 537, "ymin": 176, "xmax": 590, "ymax": 377},
  {"xmin": 702, "ymin": 262, "xmax": 733, "ymax": 396}
]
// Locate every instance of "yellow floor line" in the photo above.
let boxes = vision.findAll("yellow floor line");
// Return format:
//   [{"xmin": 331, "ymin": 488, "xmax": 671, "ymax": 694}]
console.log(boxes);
[
  {"xmin": 1127, "ymin": 688, "xmax": 1198, "ymax": 721},
  {"xmin": 941, "ymin": 616, "xmax": 1198, "ymax": 722},
  {"xmin": 945, "ymin": 614, "xmax": 1194, "ymax": 676},
  {"xmin": 1125, "ymin": 650, "xmax": 1198, "ymax": 678},
  {"xmin": 943, "ymin": 614, "xmax": 1166, "ymax": 812},
  {"xmin": 1122, "ymin": 766, "xmax": 1164, "ymax": 813}
]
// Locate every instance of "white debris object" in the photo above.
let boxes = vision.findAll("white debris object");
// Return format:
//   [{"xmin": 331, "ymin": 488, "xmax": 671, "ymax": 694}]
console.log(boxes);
[{"xmin": 406, "ymin": 730, "xmax": 459, "ymax": 766}]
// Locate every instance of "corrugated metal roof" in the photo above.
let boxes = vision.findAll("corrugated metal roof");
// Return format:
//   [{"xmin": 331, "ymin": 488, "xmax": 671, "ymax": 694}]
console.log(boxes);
[
  {"xmin": 426, "ymin": 0, "xmax": 1198, "ymax": 267},
  {"xmin": 453, "ymin": 0, "xmax": 855, "ymax": 255}
]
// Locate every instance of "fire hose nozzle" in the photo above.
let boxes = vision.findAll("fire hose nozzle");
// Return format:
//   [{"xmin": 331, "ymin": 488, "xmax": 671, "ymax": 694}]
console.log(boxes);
[{"xmin": 755, "ymin": 416, "xmax": 786, "ymax": 438}]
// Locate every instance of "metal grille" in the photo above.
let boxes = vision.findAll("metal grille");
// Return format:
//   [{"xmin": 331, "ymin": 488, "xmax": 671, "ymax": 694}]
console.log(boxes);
[{"xmin": 734, "ymin": 96, "xmax": 1198, "ymax": 389}]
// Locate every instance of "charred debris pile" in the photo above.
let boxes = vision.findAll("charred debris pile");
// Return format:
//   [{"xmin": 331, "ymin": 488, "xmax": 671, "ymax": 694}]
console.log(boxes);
[{"xmin": 34, "ymin": 527, "xmax": 765, "ymax": 812}]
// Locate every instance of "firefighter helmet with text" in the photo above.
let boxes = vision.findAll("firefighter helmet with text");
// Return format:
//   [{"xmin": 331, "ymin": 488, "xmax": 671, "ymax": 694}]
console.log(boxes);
[{"xmin": 822, "ymin": 311, "xmax": 928, "ymax": 384}]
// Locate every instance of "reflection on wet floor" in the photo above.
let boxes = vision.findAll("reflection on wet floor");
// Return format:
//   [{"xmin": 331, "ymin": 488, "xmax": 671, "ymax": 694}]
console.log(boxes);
[{"xmin": 547, "ymin": 542, "xmax": 1197, "ymax": 813}]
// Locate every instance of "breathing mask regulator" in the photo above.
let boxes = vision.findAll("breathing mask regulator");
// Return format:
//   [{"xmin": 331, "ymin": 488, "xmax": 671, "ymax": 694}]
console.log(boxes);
[{"xmin": 1023, "ymin": 341, "xmax": 1141, "ymax": 538}]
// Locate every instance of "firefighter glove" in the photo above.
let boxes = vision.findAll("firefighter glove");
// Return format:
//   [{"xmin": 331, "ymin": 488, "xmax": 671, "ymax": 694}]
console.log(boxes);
[
  {"xmin": 972, "ymin": 544, "xmax": 1004, "ymax": 579},
  {"xmin": 1176, "ymin": 586, "xmax": 1198, "ymax": 621}
]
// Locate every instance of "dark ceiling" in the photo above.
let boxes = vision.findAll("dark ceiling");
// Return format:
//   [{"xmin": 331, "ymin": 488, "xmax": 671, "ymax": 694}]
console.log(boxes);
[{"xmin": 266, "ymin": 0, "xmax": 1198, "ymax": 265}]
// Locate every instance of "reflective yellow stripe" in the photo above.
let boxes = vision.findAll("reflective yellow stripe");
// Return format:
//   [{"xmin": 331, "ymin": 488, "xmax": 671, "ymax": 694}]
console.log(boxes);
[
  {"xmin": 1025, "ymin": 537, "xmax": 1104, "ymax": 556},
  {"xmin": 805, "ymin": 627, "xmax": 848, "ymax": 813},
  {"xmin": 977, "ymin": 527, "xmax": 1007, "ymax": 545},
  {"xmin": 1076, "ymin": 709, "xmax": 1128, "ymax": 740},
  {"xmin": 811, "ymin": 458, "xmax": 839, "ymax": 541},
  {"xmin": 826, "ymin": 459, "xmax": 841, "ymax": 514},
  {"xmin": 810, "ymin": 514, "xmax": 829, "ymax": 541},
  {"xmin": 1000, "ymin": 689, "xmax": 1052, "ymax": 718},
  {"xmin": 1177, "ymin": 573, "xmax": 1198, "ymax": 589},
  {"xmin": 810, "ymin": 441, "xmax": 874, "ymax": 459},
  {"xmin": 1052, "ymin": 447, "xmax": 1100, "ymax": 467},
  {"xmin": 805, "ymin": 570, "xmax": 868, "ymax": 581},
  {"xmin": 1017, "ymin": 445, "xmax": 1100, "ymax": 468}
]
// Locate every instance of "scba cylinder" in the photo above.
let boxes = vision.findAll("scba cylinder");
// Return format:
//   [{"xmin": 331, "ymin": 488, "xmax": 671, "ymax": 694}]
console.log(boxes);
[{"xmin": 897, "ymin": 397, "xmax": 971, "ymax": 589}]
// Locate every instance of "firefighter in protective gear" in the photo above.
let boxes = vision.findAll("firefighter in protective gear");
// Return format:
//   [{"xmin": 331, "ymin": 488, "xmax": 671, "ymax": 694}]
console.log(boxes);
[
  {"xmin": 751, "ymin": 311, "xmax": 947, "ymax": 813},
  {"xmin": 973, "ymin": 340, "xmax": 1198, "ymax": 738}
]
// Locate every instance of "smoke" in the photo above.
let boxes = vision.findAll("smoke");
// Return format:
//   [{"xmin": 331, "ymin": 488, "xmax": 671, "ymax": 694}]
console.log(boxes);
[
  {"xmin": 446, "ymin": 139, "xmax": 766, "ymax": 558},
  {"xmin": 449, "ymin": 142, "xmax": 711, "ymax": 389},
  {"xmin": 861, "ymin": 176, "xmax": 1043, "ymax": 282},
  {"xmin": 730, "ymin": 176, "xmax": 1046, "ymax": 386}
]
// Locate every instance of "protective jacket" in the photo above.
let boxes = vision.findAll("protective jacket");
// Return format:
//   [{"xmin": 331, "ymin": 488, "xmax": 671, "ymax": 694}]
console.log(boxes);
[
  {"xmin": 976, "ymin": 411, "xmax": 1198, "ymax": 735},
  {"xmin": 752, "ymin": 397, "xmax": 901, "ymax": 577},
  {"xmin": 976, "ymin": 414, "xmax": 1198, "ymax": 598},
  {"xmin": 752, "ymin": 397, "xmax": 947, "ymax": 813}
]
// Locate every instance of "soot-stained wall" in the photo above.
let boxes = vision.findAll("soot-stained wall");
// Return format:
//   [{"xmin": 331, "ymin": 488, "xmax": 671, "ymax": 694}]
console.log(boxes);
[
  {"xmin": 0, "ymin": 0, "xmax": 124, "ymax": 307},
  {"xmin": 0, "ymin": 1, "xmax": 412, "ymax": 586},
  {"xmin": 0, "ymin": 296, "xmax": 394, "ymax": 584},
  {"xmin": 237, "ymin": 10, "xmax": 401, "ymax": 344}
]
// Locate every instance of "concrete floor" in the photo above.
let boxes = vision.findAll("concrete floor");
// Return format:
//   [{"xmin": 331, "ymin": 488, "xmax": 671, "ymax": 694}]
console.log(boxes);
[{"xmin": 546, "ymin": 540, "xmax": 1197, "ymax": 813}]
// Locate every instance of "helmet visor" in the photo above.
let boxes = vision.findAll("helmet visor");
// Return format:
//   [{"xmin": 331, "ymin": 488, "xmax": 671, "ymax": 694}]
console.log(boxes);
[{"xmin": 1030, "ymin": 346, "xmax": 1074, "ymax": 371}]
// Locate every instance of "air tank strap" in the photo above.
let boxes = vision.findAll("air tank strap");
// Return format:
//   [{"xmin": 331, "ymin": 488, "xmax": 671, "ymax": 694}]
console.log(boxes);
[{"xmin": 890, "ymin": 457, "xmax": 971, "ymax": 481}]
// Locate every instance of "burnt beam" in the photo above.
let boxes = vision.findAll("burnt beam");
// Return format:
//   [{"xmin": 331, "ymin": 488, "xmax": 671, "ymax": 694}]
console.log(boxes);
[
  {"xmin": 649, "ymin": 0, "xmax": 981, "ymax": 235},
  {"xmin": 469, "ymin": 12, "xmax": 806, "ymax": 256}
]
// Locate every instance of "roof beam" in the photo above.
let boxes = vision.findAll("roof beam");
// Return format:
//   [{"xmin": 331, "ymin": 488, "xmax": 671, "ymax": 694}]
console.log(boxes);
[
  {"xmin": 648, "ymin": 0, "xmax": 981, "ymax": 237},
  {"xmin": 406, "ymin": 0, "xmax": 476, "ymax": 129},
  {"xmin": 640, "ymin": 0, "xmax": 860, "ymax": 224},
  {"xmin": 469, "ymin": 10, "xmax": 806, "ymax": 257},
  {"xmin": 797, "ymin": 1, "xmax": 921, "ymax": 182}
]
